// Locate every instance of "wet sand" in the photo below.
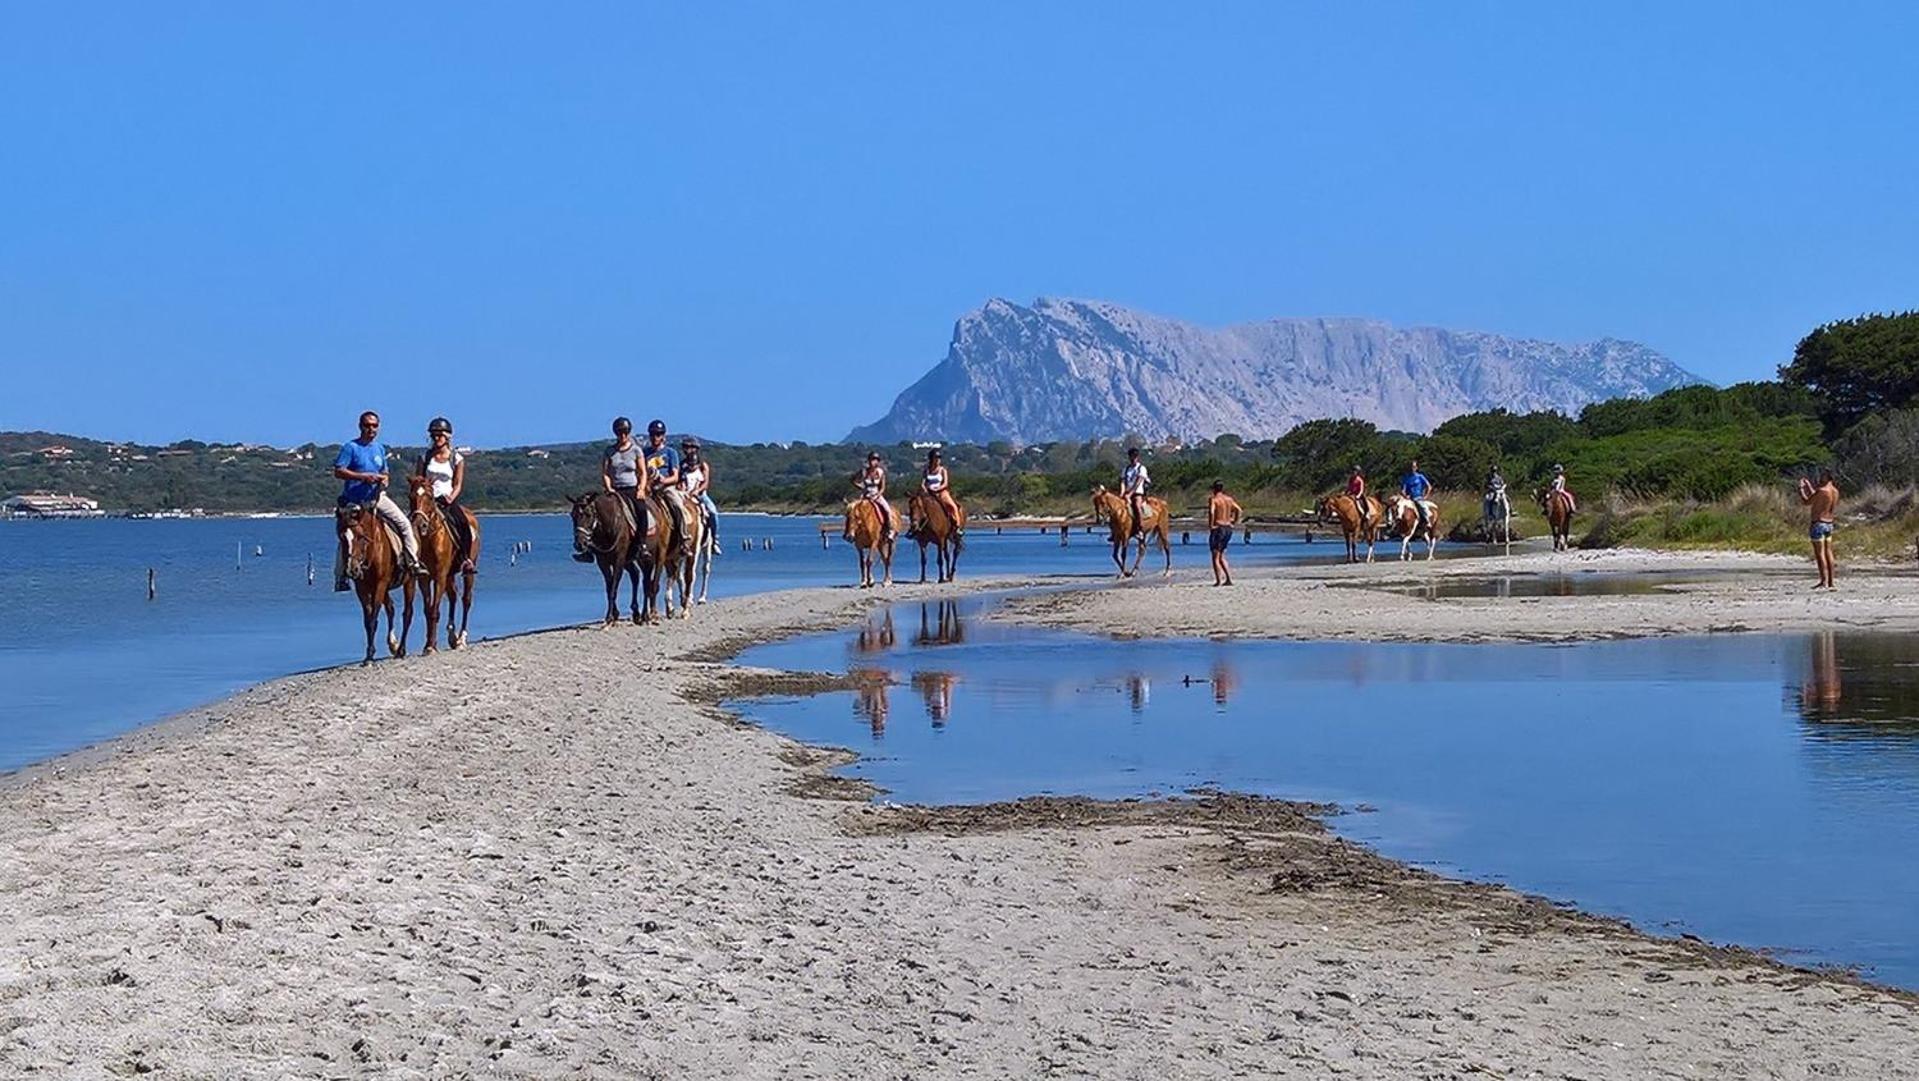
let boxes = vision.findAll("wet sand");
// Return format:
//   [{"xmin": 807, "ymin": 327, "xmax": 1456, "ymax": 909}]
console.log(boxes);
[
  {"xmin": 2, "ymin": 565, "xmax": 1917, "ymax": 1078},
  {"xmin": 1004, "ymin": 546, "xmax": 1919, "ymax": 643}
]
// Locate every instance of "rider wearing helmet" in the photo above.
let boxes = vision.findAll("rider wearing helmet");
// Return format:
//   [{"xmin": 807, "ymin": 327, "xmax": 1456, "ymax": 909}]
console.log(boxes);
[
  {"xmin": 332, "ymin": 409, "xmax": 426, "ymax": 590},
  {"xmin": 1121, "ymin": 447, "xmax": 1151, "ymax": 533},
  {"xmin": 846, "ymin": 450, "xmax": 897, "ymax": 542},
  {"xmin": 591, "ymin": 416, "xmax": 646, "ymax": 560},
  {"xmin": 678, "ymin": 435, "xmax": 719, "ymax": 551},
  {"xmin": 1346, "ymin": 465, "xmax": 1371, "ymax": 528},
  {"xmin": 643, "ymin": 420, "xmax": 688, "ymax": 544},
  {"xmin": 416, "ymin": 416, "xmax": 478, "ymax": 573},
  {"xmin": 919, "ymin": 448, "xmax": 962, "ymax": 536},
  {"xmin": 1549, "ymin": 463, "xmax": 1576, "ymax": 513},
  {"xmin": 1401, "ymin": 459, "xmax": 1433, "ymax": 532}
]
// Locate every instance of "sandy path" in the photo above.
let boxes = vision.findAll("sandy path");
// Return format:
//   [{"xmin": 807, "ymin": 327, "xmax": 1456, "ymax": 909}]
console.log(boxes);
[
  {"xmin": 0, "ymin": 570, "xmax": 1915, "ymax": 1078},
  {"xmin": 1003, "ymin": 546, "xmax": 1919, "ymax": 642}
]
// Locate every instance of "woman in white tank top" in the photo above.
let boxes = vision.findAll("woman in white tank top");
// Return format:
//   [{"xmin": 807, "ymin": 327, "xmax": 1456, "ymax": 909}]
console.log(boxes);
[{"xmin": 417, "ymin": 417, "xmax": 477, "ymax": 572}]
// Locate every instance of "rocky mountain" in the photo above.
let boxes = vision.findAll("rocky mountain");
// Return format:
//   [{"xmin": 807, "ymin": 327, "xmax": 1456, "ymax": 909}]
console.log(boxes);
[{"xmin": 847, "ymin": 297, "xmax": 1702, "ymax": 444}]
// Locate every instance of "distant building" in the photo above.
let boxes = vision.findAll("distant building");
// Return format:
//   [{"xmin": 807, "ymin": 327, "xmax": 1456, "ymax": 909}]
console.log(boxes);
[
  {"xmin": 525, "ymin": 448, "xmax": 551, "ymax": 459},
  {"xmin": 2, "ymin": 492, "xmax": 103, "ymax": 518},
  {"xmin": 37, "ymin": 445, "xmax": 75, "ymax": 459}
]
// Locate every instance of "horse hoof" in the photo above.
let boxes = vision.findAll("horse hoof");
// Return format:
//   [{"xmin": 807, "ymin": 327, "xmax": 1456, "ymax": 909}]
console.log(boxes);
[{"xmin": 422, "ymin": 645, "xmax": 437, "ymax": 656}]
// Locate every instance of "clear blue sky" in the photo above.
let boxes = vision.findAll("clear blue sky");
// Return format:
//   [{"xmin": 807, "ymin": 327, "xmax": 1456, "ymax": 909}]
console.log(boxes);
[{"xmin": 3, "ymin": 3, "xmax": 1914, "ymax": 447}]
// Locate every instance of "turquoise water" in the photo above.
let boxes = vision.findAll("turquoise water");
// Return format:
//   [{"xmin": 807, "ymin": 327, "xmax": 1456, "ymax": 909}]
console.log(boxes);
[
  {"xmin": 0, "ymin": 514, "xmax": 1331, "ymax": 771},
  {"xmin": 734, "ymin": 597, "xmax": 1919, "ymax": 989}
]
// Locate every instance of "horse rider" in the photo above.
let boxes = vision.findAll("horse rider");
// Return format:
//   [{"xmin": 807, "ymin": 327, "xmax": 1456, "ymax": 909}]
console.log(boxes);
[
  {"xmin": 586, "ymin": 416, "xmax": 646, "ymax": 561},
  {"xmin": 1346, "ymin": 465, "xmax": 1373, "ymax": 529},
  {"xmin": 1485, "ymin": 464, "xmax": 1509, "ymax": 520},
  {"xmin": 678, "ymin": 435, "xmax": 720, "ymax": 553},
  {"xmin": 417, "ymin": 416, "xmax": 477, "ymax": 572},
  {"xmin": 920, "ymin": 448, "xmax": 963, "ymax": 536},
  {"xmin": 1549, "ymin": 464, "xmax": 1577, "ymax": 514},
  {"xmin": 847, "ymin": 450, "xmax": 897, "ymax": 543},
  {"xmin": 643, "ymin": 419, "xmax": 689, "ymax": 543},
  {"xmin": 1122, "ymin": 447, "xmax": 1151, "ymax": 533},
  {"xmin": 1401, "ymin": 458, "xmax": 1434, "ymax": 533},
  {"xmin": 332, "ymin": 409, "xmax": 426, "ymax": 590}
]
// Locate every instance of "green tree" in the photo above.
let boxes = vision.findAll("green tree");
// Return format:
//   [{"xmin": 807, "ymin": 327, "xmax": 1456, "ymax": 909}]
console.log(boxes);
[{"xmin": 1781, "ymin": 311, "xmax": 1919, "ymax": 434}]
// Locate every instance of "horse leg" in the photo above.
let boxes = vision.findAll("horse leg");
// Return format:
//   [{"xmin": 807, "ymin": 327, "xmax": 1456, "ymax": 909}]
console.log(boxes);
[
  {"xmin": 360, "ymin": 594, "xmax": 378, "ymax": 667},
  {"xmin": 601, "ymin": 561, "xmax": 620, "ymax": 626},
  {"xmin": 384, "ymin": 590, "xmax": 403, "ymax": 658},
  {"xmin": 1159, "ymin": 528, "xmax": 1172, "ymax": 577},
  {"xmin": 881, "ymin": 539, "xmax": 894, "ymax": 586},
  {"xmin": 918, "ymin": 540, "xmax": 929, "ymax": 584},
  {"xmin": 456, "ymin": 569, "xmax": 474, "ymax": 648},
  {"xmin": 421, "ymin": 576, "xmax": 441, "ymax": 655}
]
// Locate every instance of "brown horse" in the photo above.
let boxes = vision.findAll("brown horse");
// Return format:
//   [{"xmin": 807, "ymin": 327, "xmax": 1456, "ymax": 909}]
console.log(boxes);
[
  {"xmin": 1541, "ymin": 489, "xmax": 1575, "ymax": 551},
  {"xmin": 335, "ymin": 503, "xmax": 416, "ymax": 665},
  {"xmin": 1091, "ymin": 485, "xmax": 1171, "ymax": 578},
  {"xmin": 570, "ymin": 490, "xmax": 656, "ymax": 626},
  {"xmin": 843, "ymin": 497, "xmax": 895, "ymax": 588},
  {"xmin": 407, "ymin": 476, "xmax": 480, "ymax": 652},
  {"xmin": 651, "ymin": 490, "xmax": 705, "ymax": 619},
  {"xmin": 1316, "ymin": 492, "xmax": 1383, "ymax": 563},
  {"xmin": 1386, "ymin": 495, "xmax": 1441, "ymax": 561},
  {"xmin": 907, "ymin": 491, "xmax": 965, "ymax": 583}
]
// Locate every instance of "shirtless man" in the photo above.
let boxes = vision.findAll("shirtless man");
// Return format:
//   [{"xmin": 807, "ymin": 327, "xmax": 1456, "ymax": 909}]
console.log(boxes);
[
  {"xmin": 1799, "ymin": 468, "xmax": 1840, "ymax": 589},
  {"xmin": 1207, "ymin": 480, "xmax": 1243, "ymax": 586}
]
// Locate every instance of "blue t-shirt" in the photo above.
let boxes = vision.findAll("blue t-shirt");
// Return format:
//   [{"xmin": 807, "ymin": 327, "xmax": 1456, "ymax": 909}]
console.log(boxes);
[
  {"xmin": 335, "ymin": 439, "xmax": 389, "ymax": 504},
  {"xmin": 644, "ymin": 444, "xmax": 680, "ymax": 483},
  {"xmin": 1402, "ymin": 471, "xmax": 1431, "ymax": 499}
]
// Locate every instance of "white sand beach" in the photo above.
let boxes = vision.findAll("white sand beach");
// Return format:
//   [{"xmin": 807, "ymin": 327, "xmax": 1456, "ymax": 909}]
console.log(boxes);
[{"xmin": 1, "ymin": 560, "xmax": 1916, "ymax": 1078}]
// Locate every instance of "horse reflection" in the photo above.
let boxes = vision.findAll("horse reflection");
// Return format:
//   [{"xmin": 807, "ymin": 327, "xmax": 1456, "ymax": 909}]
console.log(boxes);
[
  {"xmin": 913, "ymin": 601, "xmax": 965, "ymax": 647},
  {"xmin": 1126, "ymin": 674, "xmax": 1150, "ymax": 713},
  {"xmin": 911, "ymin": 671, "xmax": 960, "ymax": 726},
  {"xmin": 852, "ymin": 669, "xmax": 891, "ymax": 736},
  {"xmin": 853, "ymin": 611, "xmax": 896, "ymax": 655}
]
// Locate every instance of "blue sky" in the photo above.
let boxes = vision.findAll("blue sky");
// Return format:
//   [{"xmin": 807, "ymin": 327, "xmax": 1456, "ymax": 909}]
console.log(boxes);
[{"xmin": 2, "ymin": 3, "xmax": 1914, "ymax": 447}]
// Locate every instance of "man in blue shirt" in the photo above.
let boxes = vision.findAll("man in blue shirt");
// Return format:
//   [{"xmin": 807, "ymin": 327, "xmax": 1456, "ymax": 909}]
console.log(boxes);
[
  {"xmin": 1401, "ymin": 459, "xmax": 1434, "ymax": 533},
  {"xmin": 332, "ymin": 410, "xmax": 425, "ymax": 590},
  {"xmin": 642, "ymin": 419, "xmax": 688, "ymax": 542}
]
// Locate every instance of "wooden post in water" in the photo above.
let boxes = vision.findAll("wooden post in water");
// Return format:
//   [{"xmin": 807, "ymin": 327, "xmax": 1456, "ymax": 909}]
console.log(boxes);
[
  {"xmin": 1059, "ymin": 527, "xmax": 1067, "ymax": 547},
  {"xmin": 235, "ymin": 540, "xmax": 242, "ymax": 570},
  {"xmin": 1181, "ymin": 531, "xmax": 1190, "ymax": 545},
  {"xmin": 306, "ymin": 554, "xmax": 315, "ymax": 586},
  {"xmin": 147, "ymin": 567, "xmax": 156, "ymax": 601}
]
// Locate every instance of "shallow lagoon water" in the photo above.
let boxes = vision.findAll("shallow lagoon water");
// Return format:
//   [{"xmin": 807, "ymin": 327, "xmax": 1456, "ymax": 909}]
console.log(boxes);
[
  {"xmin": 0, "ymin": 514, "xmax": 1336, "ymax": 772},
  {"xmin": 734, "ymin": 596, "xmax": 1919, "ymax": 988}
]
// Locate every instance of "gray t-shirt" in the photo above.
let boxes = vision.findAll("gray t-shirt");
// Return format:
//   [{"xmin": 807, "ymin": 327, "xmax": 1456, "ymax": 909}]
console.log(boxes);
[{"xmin": 605, "ymin": 442, "xmax": 642, "ymax": 489}]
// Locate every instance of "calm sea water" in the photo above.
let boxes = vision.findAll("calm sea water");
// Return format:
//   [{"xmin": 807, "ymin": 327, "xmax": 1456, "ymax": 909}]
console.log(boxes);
[
  {"xmin": 734, "ymin": 597, "xmax": 1919, "ymax": 988},
  {"xmin": 0, "ymin": 514, "xmax": 1329, "ymax": 772}
]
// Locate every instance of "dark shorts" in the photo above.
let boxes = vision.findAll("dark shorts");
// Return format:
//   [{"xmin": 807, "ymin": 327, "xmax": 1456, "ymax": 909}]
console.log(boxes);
[
  {"xmin": 1209, "ymin": 526, "xmax": 1233, "ymax": 552},
  {"xmin": 1810, "ymin": 521, "xmax": 1835, "ymax": 541}
]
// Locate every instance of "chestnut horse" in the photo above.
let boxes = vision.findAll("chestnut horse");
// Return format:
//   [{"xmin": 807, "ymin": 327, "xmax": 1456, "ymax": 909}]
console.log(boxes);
[
  {"xmin": 1316, "ymin": 492, "xmax": 1382, "ymax": 563},
  {"xmin": 1541, "ymin": 489, "xmax": 1575, "ymax": 551},
  {"xmin": 907, "ymin": 491, "xmax": 965, "ymax": 583},
  {"xmin": 1091, "ymin": 485, "xmax": 1171, "ymax": 578},
  {"xmin": 407, "ymin": 476, "xmax": 480, "ymax": 652},
  {"xmin": 335, "ymin": 503, "xmax": 416, "ymax": 665},
  {"xmin": 1386, "ymin": 494, "xmax": 1441, "ymax": 561},
  {"xmin": 570, "ymin": 491, "xmax": 654, "ymax": 625},
  {"xmin": 843, "ymin": 497, "xmax": 895, "ymax": 588}
]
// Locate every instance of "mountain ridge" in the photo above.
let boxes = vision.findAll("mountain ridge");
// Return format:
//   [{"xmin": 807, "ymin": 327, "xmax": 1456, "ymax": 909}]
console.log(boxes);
[{"xmin": 849, "ymin": 297, "xmax": 1703, "ymax": 444}]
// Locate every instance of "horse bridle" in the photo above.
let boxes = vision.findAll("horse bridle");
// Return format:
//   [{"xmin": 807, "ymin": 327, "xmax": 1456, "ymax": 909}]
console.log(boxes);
[{"xmin": 574, "ymin": 497, "xmax": 620, "ymax": 556}]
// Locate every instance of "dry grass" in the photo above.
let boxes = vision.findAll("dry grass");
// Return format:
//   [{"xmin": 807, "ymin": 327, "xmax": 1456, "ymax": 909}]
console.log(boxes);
[{"xmin": 1579, "ymin": 483, "xmax": 1919, "ymax": 561}]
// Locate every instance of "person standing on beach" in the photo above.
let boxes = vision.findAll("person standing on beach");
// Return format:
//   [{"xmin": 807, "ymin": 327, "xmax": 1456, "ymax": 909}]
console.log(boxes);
[
  {"xmin": 1799, "ymin": 468, "xmax": 1840, "ymax": 589},
  {"xmin": 332, "ymin": 409, "xmax": 425, "ymax": 590},
  {"xmin": 1207, "ymin": 480, "xmax": 1243, "ymax": 586}
]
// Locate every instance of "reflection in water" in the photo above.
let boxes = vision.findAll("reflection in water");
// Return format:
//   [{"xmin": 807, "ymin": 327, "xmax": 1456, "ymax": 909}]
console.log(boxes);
[
  {"xmin": 914, "ymin": 601, "xmax": 966, "ymax": 647},
  {"xmin": 912, "ymin": 671, "xmax": 960, "ymax": 726},
  {"xmin": 1126, "ymin": 674, "xmax": 1150, "ymax": 713},
  {"xmin": 852, "ymin": 669, "xmax": 890, "ymax": 736},
  {"xmin": 1795, "ymin": 632, "xmax": 1919, "ymax": 733},
  {"xmin": 1211, "ymin": 661, "xmax": 1238, "ymax": 706},
  {"xmin": 853, "ymin": 611, "xmax": 896, "ymax": 655}
]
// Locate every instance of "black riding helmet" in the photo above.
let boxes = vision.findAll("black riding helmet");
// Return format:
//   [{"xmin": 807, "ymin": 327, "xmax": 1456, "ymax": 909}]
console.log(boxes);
[
  {"xmin": 680, "ymin": 435, "xmax": 700, "ymax": 449},
  {"xmin": 648, "ymin": 419, "xmax": 667, "ymax": 437},
  {"xmin": 428, "ymin": 416, "xmax": 452, "ymax": 436},
  {"xmin": 612, "ymin": 416, "xmax": 633, "ymax": 435}
]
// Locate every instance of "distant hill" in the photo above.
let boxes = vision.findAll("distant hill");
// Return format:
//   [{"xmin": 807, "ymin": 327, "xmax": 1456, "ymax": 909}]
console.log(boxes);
[{"xmin": 848, "ymin": 297, "xmax": 1704, "ymax": 445}]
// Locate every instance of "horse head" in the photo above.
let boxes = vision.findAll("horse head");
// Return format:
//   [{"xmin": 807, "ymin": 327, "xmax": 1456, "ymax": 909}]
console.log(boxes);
[
  {"xmin": 406, "ymin": 475, "xmax": 440, "ymax": 535},
  {"xmin": 569, "ymin": 492, "xmax": 603, "ymax": 555},
  {"xmin": 336, "ymin": 503, "xmax": 379, "ymax": 581},
  {"xmin": 1315, "ymin": 494, "xmax": 1340, "ymax": 523},
  {"xmin": 1089, "ymin": 484, "xmax": 1114, "ymax": 522}
]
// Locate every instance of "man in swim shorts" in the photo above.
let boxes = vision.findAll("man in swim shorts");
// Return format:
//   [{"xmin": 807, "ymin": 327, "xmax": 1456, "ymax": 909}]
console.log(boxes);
[
  {"xmin": 1207, "ymin": 480, "xmax": 1243, "ymax": 586},
  {"xmin": 1799, "ymin": 468, "xmax": 1840, "ymax": 589}
]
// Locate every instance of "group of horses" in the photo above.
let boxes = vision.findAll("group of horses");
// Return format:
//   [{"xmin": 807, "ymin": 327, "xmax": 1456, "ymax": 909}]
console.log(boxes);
[
  {"xmin": 333, "ymin": 476, "xmax": 482, "ymax": 665},
  {"xmin": 1317, "ymin": 486, "xmax": 1576, "ymax": 563},
  {"xmin": 335, "ymin": 471, "xmax": 1583, "ymax": 662}
]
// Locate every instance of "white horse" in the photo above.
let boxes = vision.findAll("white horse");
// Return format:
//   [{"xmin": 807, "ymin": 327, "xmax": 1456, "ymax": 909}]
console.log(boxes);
[
  {"xmin": 1482, "ymin": 487, "xmax": 1512, "ymax": 552},
  {"xmin": 1388, "ymin": 494, "xmax": 1441, "ymax": 561}
]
